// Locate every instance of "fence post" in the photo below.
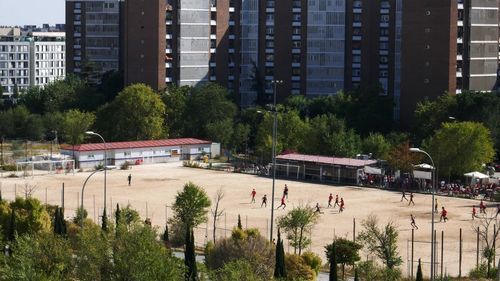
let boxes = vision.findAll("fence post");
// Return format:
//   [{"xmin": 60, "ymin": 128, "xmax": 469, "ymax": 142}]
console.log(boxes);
[
  {"xmin": 224, "ymin": 213, "xmax": 227, "ymax": 238},
  {"xmin": 353, "ymin": 218, "xmax": 356, "ymax": 242},
  {"xmin": 477, "ymin": 226, "xmax": 480, "ymax": 268},
  {"xmin": 459, "ymin": 228, "xmax": 462, "ymax": 278},
  {"xmin": 45, "ymin": 187, "xmax": 47, "ymax": 205},
  {"xmin": 493, "ymin": 225, "xmax": 496, "ymax": 268},
  {"xmin": 146, "ymin": 201, "xmax": 148, "ymax": 218},
  {"xmin": 246, "ymin": 215, "xmax": 248, "ymax": 229},
  {"xmin": 77, "ymin": 192, "xmax": 79, "ymax": 209},
  {"xmin": 14, "ymin": 183, "xmax": 17, "ymax": 198},
  {"xmin": 434, "ymin": 230, "xmax": 437, "ymax": 278},
  {"xmin": 441, "ymin": 230, "xmax": 444, "ymax": 280},
  {"xmin": 93, "ymin": 194, "xmax": 96, "ymax": 223},
  {"xmin": 411, "ymin": 228, "xmax": 414, "ymax": 280},
  {"xmin": 61, "ymin": 182, "xmax": 64, "ymax": 209}
]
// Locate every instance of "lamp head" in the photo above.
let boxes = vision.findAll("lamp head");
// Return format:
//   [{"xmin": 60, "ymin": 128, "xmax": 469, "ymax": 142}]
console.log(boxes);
[
  {"xmin": 85, "ymin": 131, "xmax": 95, "ymax": 135},
  {"xmin": 409, "ymin": 148, "xmax": 421, "ymax": 152}
]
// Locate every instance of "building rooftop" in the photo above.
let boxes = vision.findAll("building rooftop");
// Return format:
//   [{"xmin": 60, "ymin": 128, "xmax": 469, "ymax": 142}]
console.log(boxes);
[
  {"xmin": 276, "ymin": 153, "xmax": 377, "ymax": 167},
  {"xmin": 61, "ymin": 138, "xmax": 212, "ymax": 152}
]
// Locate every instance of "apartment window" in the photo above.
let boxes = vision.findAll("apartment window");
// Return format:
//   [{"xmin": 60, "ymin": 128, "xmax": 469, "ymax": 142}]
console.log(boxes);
[
  {"xmin": 124, "ymin": 151, "xmax": 131, "ymax": 157},
  {"xmin": 353, "ymin": 28, "xmax": 361, "ymax": 35},
  {"xmin": 380, "ymin": 70, "xmax": 388, "ymax": 77},
  {"xmin": 353, "ymin": 14, "xmax": 361, "ymax": 22},
  {"xmin": 266, "ymin": 13, "xmax": 274, "ymax": 21},
  {"xmin": 353, "ymin": 0, "xmax": 362, "ymax": 8},
  {"xmin": 266, "ymin": 54, "xmax": 274, "ymax": 61},
  {"xmin": 293, "ymin": 0, "xmax": 301, "ymax": 8},
  {"xmin": 266, "ymin": 27, "xmax": 274, "ymax": 35},
  {"xmin": 267, "ymin": 0, "xmax": 275, "ymax": 7},
  {"xmin": 379, "ymin": 42, "xmax": 388, "ymax": 50},
  {"xmin": 352, "ymin": 55, "xmax": 361, "ymax": 63},
  {"xmin": 75, "ymin": 3, "xmax": 81, "ymax": 8},
  {"xmin": 292, "ymin": 68, "xmax": 301, "ymax": 75},
  {"xmin": 352, "ymin": 69, "xmax": 361, "ymax": 77},
  {"xmin": 293, "ymin": 28, "xmax": 301, "ymax": 35},
  {"xmin": 293, "ymin": 14, "xmax": 301, "ymax": 21},
  {"xmin": 380, "ymin": 15, "xmax": 390, "ymax": 22},
  {"xmin": 292, "ymin": 54, "xmax": 300, "ymax": 63},
  {"xmin": 266, "ymin": 40, "xmax": 274, "ymax": 48},
  {"xmin": 292, "ymin": 82, "xmax": 300, "ymax": 89},
  {"xmin": 292, "ymin": 41, "xmax": 301, "ymax": 48},
  {"xmin": 265, "ymin": 68, "xmax": 274, "ymax": 76},
  {"xmin": 380, "ymin": 1, "xmax": 390, "ymax": 8},
  {"xmin": 380, "ymin": 28, "xmax": 389, "ymax": 36},
  {"xmin": 380, "ymin": 56, "xmax": 388, "ymax": 63}
]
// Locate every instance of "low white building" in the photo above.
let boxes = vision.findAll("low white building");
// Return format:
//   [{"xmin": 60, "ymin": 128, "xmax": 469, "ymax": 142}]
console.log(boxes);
[{"xmin": 61, "ymin": 138, "xmax": 220, "ymax": 169}]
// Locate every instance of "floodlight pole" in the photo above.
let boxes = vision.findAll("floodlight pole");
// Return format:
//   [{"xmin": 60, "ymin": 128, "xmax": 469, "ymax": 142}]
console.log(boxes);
[
  {"xmin": 85, "ymin": 131, "xmax": 107, "ymax": 220},
  {"xmin": 410, "ymin": 148, "xmax": 436, "ymax": 281},
  {"xmin": 269, "ymin": 79, "xmax": 282, "ymax": 242}
]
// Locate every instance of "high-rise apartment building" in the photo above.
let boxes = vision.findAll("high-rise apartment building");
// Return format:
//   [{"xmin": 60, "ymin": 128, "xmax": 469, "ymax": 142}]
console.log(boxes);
[
  {"xmin": 66, "ymin": 0, "xmax": 121, "ymax": 75},
  {"xmin": 65, "ymin": 0, "xmax": 500, "ymax": 125},
  {"xmin": 0, "ymin": 28, "xmax": 65, "ymax": 96}
]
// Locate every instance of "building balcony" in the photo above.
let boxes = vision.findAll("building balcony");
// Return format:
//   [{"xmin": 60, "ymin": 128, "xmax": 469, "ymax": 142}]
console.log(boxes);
[
  {"xmin": 379, "ymin": 36, "xmax": 388, "ymax": 42},
  {"xmin": 380, "ymin": 8, "xmax": 389, "ymax": 14},
  {"xmin": 229, "ymin": 35, "xmax": 235, "ymax": 40},
  {"xmin": 210, "ymin": 76, "xmax": 216, "ymax": 81},
  {"xmin": 166, "ymin": 20, "xmax": 173, "ymax": 25},
  {"xmin": 292, "ymin": 35, "xmax": 301, "ymax": 40},
  {"xmin": 210, "ymin": 34, "xmax": 216, "ymax": 39},
  {"xmin": 456, "ymin": 71, "xmax": 462, "ymax": 78},
  {"xmin": 352, "ymin": 35, "xmax": 361, "ymax": 41},
  {"xmin": 291, "ymin": 89, "xmax": 300, "ymax": 95},
  {"xmin": 266, "ymin": 20, "xmax": 274, "ymax": 26},
  {"xmin": 229, "ymin": 48, "xmax": 235, "ymax": 53},
  {"xmin": 456, "ymin": 89, "xmax": 462, "ymax": 94},
  {"xmin": 457, "ymin": 37, "xmax": 462, "ymax": 44},
  {"xmin": 352, "ymin": 63, "xmax": 361, "ymax": 68},
  {"xmin": 293, "ymin": 8, "xmax": 301, "ymax": 13},
  {"xmin": 292, "ymin": 21, "xmax": 301, "ymax": 27},
  {"xmin": 166, "ymin": 34, "xmax": 172, "ymax": 39},
  {"xmin": 165, "ymin": 48, "xmax": 172, "ymax": 54},
  {"xmin": 292, "ymin": 48, "xmax": 301, "ymax": 54},
  {"xmin": 352, "ymin": 49, "xmax": 361, "ymax": 55},
  {"xmin": 265, "ymin": 48, "xmax": 274, "ymax": 53},
  {"xmin": 266, "ymin": 8, "xmax": 275, "ymax": 12},
  {"xmin": 74, "ymin": 21, "xmax": 81, "ymax": 25},
  {"xmin": 229, "ymin": 7, "xmax": 235, "ymax": 12},
  {"xmin": 229, "ymin": 21, "xmax": 235, "ymax": 26},
  {"xmin": 458, "ymin": 20, "xmax": 463, "ymax": 27},
  {"xmin": 265, "ymin": 89, "xmax": 273, "ymax": 94},
  {"xmin": 457, "ymin": 54, "xmax": 462, "ymax": 60},
  {"xmin": 228, "ymin": 62, "xmax": 235, "ymax": 67},
  {"xmin": 352, "ymin": 76, "xmax": 361, "ymax": 82},
  {"xmin": 228, "ymin": 75, "xmax": 235, "ymax": 80},
  {"xmin": 75, "ymin": 33, "xmax": 81, "ymax": 37},
  {"xmin": 353, "ymin": 22, "xmax": 362, "ymax": 27},
  {"xmin": 210, "ymin": 62, "xmax": 216, "ymax": 67},
  {"xmin": 211, "ymin": 6, "xmax": 216, "ymax": 11},
  {"xmin": 292, "ymin": 62, "xmax": 300, "ymax": 67},
  {"xmin": 165, "ymin": 62, "xmax": 172, "ymax": 68},
  {"xmin": 165, "ymin": 77, "xmax": 173, "ymax": 82},
  {"xmin": 210, "ymin": 48, "xmax": 216, "ymax": 53},
  {"xmin": 74, "ymin": 56, "xmax": 81, "ymax": 61},
  {"xmin": 265, "ymin": 61, "xmax": 274, "ymax": 67},
  {"xmin": 74, "ymin": 45, "xmax": 81, "ymax": 49},
  {"xmin": 292, "ymin": 76, "xmax": 300, "ymax": 81},
  {"xmin": 210, "ymin": 20, "xmax": 217, "ymax": 25},
  {"xmin": 265, "ymin": 75, "xmax": 273, "ymax": 80},
  {"xmin": 458, "ymin": 4, "xmax": 464, "ymax": 10},
  {"xmin": 353, "ymin": 8, "xmax": 362, "ymax": 13},
  {"xmin": 74, "ymin": 9, "xmax": 81, "ymax": 14},
  {"xmin": 379, "ymin": 22, "xmax": 389, "ymax": 28}
]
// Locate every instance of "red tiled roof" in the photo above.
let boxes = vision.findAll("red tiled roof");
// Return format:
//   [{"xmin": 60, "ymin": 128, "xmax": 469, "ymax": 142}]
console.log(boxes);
[
  {"xmin": 276, "ymin": 153, "xmax": 377, "ymax": 167},
  {"xmin": 61, "ymin": 138, "xmax": 211, "ymax": 152}
]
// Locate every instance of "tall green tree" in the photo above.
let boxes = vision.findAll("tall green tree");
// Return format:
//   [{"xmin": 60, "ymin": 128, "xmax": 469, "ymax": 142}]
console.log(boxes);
[
  {"xmin": 162, "ymin": 85, "xmax": 190, "ymax": 137},
  {"xmin": 95, "ymin": 84, "xmax": 166, "ymax": 141},
  {"xmin": 325, "ymin": 238, "xmax": 362, "ymax": 279},
  {"xmin": 277, "ymin": 206, "xmax": 319, "ymax": 255},
  {"xmin": 327, "ymin": 244, "xmax": 338, "ymax": 281},
  {"xmin": 7, "ymin": 209, "xmax": 16, "ymax": 241},
  {"xmin": 358, "ymin": 215, "xmax": 402, "ymax": 269},
  {"xmin": 387, "ymin": 140, "xmax": 422, "ymax": 173},
  {"xmin": 184, "ymin": 83, "xmax": 237, "ymax": 139},
  {"xmin": 172, "ymin": 182, "xmax": 211, "ymax": 280},
  {"xmin": 0, "ymin": 197, "xmax": 51, "ymax": 238},
  {"xmin": 413, "ymin": 94, "xmax": 457, "ymax": 141},
  {"xmin": 416, "ymin": 258, "xmax": 423, "ymax": 281},
  {"xmin": 361, "ymin": 133, "xmax": 391, "ymax": 160},
  {"xmin": 274, "ymin": 229, "xmax": 286, "ymax": 278},
  {"xmin": 425, "ymin": 121, "xmax": 495, "ymax": 177},
  {"xmin": 205, "ymin": 118, "xmax": 234, "ymax": 149},
  {"xmin": 62, "ymin": 109, "xmax": 95, "ymax": 159},
  {"xmin": 101, "ymin": 208, "xmax": 108, "ymax": 232}
]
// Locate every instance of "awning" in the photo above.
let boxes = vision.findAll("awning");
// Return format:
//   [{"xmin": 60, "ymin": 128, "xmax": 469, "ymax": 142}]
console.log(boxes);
[
  {"xmin": 364, "ymin": 166, "xmax": 382, "ymax": 175},
  {"xmin": 464, "ymin": 171, "xmax": 489, "ymax": 179}
]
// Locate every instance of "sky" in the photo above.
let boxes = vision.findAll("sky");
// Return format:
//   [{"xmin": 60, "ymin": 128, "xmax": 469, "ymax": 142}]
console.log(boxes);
[{"xmin": 0, "ymin": 0, "xmax": 65, "ymax": 26}]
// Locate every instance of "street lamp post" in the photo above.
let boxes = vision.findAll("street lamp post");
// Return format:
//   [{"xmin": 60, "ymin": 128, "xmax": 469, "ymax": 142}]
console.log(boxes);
[
  {"xmin": 85, "ymin": 131, "xmax": 107, "ymax": 220},
  {"xmin": 80, "ymin": 169, "xmax": 103, "ymax": 228},
  {"xmin": 410, "ymin": 147, "xmax": 436, "ymax": 281},
  {"xmin": 269, "ymin": 79, "xmax": 282, "ymax": 242}
]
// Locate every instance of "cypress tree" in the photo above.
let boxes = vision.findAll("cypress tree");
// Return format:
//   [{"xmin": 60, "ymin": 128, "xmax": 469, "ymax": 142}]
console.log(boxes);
[
  {"xmin": 354, "ymin": 268, "xmax": 359, "ymax": 281},
  {"xmin": 115, "ymin": 203, "xmax": 121, "ymax": 226},
  {"xmin": 7, "ymin": 209, "xmax": 16, "ymax": 241},
  {"xmin": 0, "ymin": 188, "xmax": 3, "ymax": 201},
  {"xmin": 162, "ymin": 224, "xmax": 170, "ymax": 243},
  {"xmin": 102, "ymin": 208, "xmax": 108, "ymax": 232},
  {"xmin": 60, "ymin": 208, "xmax": 67, "ymax": 235},
  {"xmin": 274, "ymin": 228, "xmax": 286, "ymax": 278},
  {"xmin": 329, "ymin": 244, "xmax": 338, "ymax": 281},
  {"xmin": 416, "ymin": 258, "xmax": 423, "ymax": 281},
  {"xmin": 53, "ymin": 207, "xmax": 60, "ymax": 234},
  {"xmin": 237, "ymin": 214, "xmax": 242, "ymax": 230},
  {"xmin": 185, "ymin": 228, "xmax": 197, "ymax": 281}
]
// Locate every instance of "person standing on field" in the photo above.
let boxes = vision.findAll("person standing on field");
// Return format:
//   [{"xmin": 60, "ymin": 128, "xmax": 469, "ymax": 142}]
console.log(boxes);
[
  {"xmin": 410, "ymin": 214, "xmax": 418, "ymax": 229},
  {"xmin": 127, "ymin": 174, "xmax": 132, "ymax": 186},
  {"xmin": 261, "ymin": 194, "xmax": 267, "ymax": 208},
  {"xmin": 251, "ymin": 188, "xmax": 257, "ymax": 203}
]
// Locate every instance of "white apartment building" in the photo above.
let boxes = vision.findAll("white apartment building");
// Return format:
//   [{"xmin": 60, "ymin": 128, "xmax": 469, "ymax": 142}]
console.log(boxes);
[{"xmin": 0, "ymin": 29, "xmax": 65, "ymax": 96}]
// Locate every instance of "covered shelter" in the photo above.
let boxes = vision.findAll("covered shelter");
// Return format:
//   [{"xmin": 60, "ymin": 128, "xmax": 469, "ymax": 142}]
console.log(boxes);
[{"xmin": 275, "ymin": 153, "xmax": 378, "ymax": 185}]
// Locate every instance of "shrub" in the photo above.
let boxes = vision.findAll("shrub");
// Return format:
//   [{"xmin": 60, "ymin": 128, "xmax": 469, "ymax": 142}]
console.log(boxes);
[
  {"xmin": 183, "ymin": 161, "xmax": 203, "ymax": 168},
  {"xmin": 0, "ymin": 164, "xmax": 16, "ymax": 171},
  {"xmin": 356, "ymin": 260, "xmax": 402, "ymax": 281},
  {"xmin": 209, "ymin": 259, "xmax": 263, "ymax": 281},
  {"xmin": 94, "ymin": 164, "xmax": 104, "ymax": 170},
  {"xmin": 120, "ymin": 161, "xmax": 130, "ymax": 170},
  {"xmin": 469, "ymin": 263, "xmax": 498, "ymax": 279},
  {"xmin": 301, "ymin": 251, "xmax": 322, "ymax": 275},
  {"xmin": 205, "ymin": 232, "xmax": 275, "ymax": 280},
  {"xmin": 284, "ymin": 254, "xmax": 315, "ymax": 281}
]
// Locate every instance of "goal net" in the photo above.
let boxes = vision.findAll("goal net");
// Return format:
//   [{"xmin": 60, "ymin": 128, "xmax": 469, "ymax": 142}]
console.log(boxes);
[
  {"xmin": 273, "ymin": 163, "xmax": 301, "ymax": 179},
  {"xmin": 16, "ymin": 159, "xmax": 75, "ymax": 177}
]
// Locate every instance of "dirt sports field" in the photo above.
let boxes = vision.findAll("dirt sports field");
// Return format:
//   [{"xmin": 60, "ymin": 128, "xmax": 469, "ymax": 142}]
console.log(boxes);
[{"xmin": 0, "ymin": 162, "xmax": 496, "ymax": 278}]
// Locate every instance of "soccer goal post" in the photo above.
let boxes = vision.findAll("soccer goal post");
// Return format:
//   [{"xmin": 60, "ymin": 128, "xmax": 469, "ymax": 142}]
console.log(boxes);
[
  {"xmin": 16, "ymin": 159, "xmax": 75, "ymax": 177},
  {"xmin": 273, "ymin": 163, "xmax": 301, "ymax": 179}
]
